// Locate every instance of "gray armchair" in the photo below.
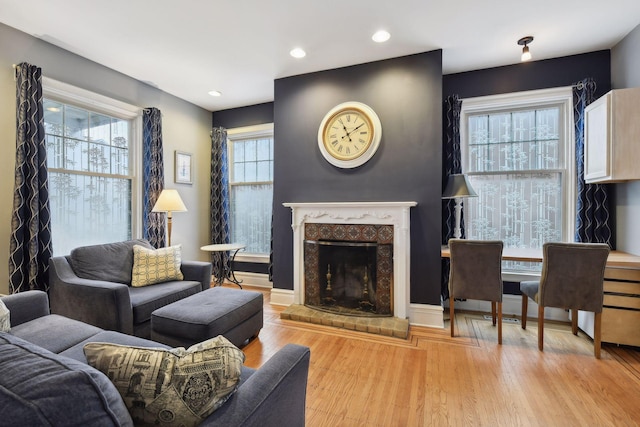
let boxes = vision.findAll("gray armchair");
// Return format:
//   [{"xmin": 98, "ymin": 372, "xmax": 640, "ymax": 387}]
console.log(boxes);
[{"xmin": 49, "ymin": 239, "xmax": 212, "ymax": 338}]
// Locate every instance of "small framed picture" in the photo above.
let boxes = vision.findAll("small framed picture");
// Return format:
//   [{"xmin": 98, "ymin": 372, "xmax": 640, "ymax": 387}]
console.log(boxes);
[{"xmin": 175, "ymin": 151, "xmax": 193, "ymax": 184}]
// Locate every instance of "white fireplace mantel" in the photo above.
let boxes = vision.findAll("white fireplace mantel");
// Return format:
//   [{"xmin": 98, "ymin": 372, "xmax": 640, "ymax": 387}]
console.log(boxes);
[{"xmin": 283, "ymin": 201, "xmax": 417, "ymax": 319}]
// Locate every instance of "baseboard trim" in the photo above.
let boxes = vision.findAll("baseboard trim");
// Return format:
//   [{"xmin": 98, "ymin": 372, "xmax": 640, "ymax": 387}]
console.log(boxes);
[
  {"xmin": 409, "ymin": 303, "xmax": 444, "ymax": 328},
  {"xmin": 229, "ymin": 272, "xmax": 272, "ymax": 288},
  {"xmin": 270, "ymin": 288, "xmax": 294, "ymax": 306}
]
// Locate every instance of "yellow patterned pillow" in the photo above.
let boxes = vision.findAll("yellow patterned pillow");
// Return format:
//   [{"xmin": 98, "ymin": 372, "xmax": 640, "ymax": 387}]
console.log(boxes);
[
  {"xmin": 131, "ymin": 244, "xmax": 184, "ymax": 287},
  {"xmin": 83, "ymin": 335, "xmax": 245, "ymax": 427}
]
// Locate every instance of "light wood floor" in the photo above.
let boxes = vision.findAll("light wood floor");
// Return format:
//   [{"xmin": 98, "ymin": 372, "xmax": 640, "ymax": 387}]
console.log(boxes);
[{"xmin": 236, "ymin": 285, "xmax": 640, "ymax": 426}]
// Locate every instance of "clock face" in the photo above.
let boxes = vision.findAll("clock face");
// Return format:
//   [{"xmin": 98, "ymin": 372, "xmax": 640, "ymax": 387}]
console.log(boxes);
[
  {"xmin": 317, "ymin": 102, "xmax": 382, "ymax": 168},
  {"xmin": 322, "ymin": 108, "xmax": 374, "ymax": 161}
]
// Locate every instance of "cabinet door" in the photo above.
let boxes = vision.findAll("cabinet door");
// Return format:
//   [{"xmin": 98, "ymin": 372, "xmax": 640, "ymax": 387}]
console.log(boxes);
[{"xmin": 584, "ymin": 96, "xmax": 610, "ymax": 182}]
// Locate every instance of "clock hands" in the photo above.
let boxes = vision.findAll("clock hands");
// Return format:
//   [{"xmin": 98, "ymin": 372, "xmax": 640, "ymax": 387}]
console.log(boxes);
[{"xmin": 346, "ymin": 123, "xmax": 364, "ymax": 137}]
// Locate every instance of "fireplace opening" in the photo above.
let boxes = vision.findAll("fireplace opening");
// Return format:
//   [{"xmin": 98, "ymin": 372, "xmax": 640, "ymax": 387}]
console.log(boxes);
[{"xmin": 316, "ymin": 240, "xmax": 378, "ymax": 313}]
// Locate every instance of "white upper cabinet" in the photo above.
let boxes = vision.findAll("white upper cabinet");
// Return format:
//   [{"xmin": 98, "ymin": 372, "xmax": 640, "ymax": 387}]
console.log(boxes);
[{"xmin": 585, "ymin": 87, "xmax": 640, "ymax": 183}]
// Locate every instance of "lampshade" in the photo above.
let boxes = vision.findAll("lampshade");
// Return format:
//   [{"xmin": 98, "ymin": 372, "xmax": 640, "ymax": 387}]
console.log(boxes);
[
  {"xmin": 152, "ymin": 189, "xmax": 187, "ymax": 212},
  {"xmin": 442, "ymin": 174, "xmax": 478, "ymax": 199}
]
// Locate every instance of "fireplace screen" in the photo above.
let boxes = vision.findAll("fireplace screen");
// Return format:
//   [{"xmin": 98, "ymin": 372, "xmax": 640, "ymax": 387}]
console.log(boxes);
[{"xmin": 303, "ymin": 223, "xmax": 393, "ymax": 317}]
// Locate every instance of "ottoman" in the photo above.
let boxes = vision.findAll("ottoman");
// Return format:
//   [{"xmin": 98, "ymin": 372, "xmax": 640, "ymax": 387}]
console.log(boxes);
[{"xmin": 150, "ymin": 287, "xmax": 263, "ymax": 348}]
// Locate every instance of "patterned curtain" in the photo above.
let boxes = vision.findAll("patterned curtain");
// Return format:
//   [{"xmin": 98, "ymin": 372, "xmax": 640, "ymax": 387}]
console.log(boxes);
[
  {"xmin": 441, "ymin": 95, "xmax": 463, "ymax": 301},
  {"xmin": 9, "ymin": 62, "xmax": 53, "ymax": 293},
  {"xmin": 573, "ymin": 78, "xmax": 613, "ymax": 245},
  {"xmin": 210, "ymin": 127, "xmax": 231, "ymax": 278},
  {"xmin": 142, "ymin": 108, "xmax": 166, "ymax": 248}
]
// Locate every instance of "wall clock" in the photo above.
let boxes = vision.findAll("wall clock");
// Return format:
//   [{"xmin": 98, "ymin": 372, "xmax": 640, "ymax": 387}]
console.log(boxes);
[{"xmin": 317, "ymin": 101, "xmax": 382, "ymax": 168}]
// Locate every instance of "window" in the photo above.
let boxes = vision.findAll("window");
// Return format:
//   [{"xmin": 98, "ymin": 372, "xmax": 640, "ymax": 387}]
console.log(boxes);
[
  {"xmin": 460, "ymin": 88, "xmax": 575, "ymax": 275},
  {"xmin": 228, "ymin": 124, "xmax": 274, "ymax": 260},
  {"xmin": 43, "ymin": 78, "xmax": 140, "ymax": 256}
]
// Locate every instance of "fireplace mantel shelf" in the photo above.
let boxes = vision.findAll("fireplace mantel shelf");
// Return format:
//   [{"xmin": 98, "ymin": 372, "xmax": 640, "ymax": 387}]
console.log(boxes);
[{"xmin": 284, "ymin": 201, "xmax": 417, "ymax": 320}]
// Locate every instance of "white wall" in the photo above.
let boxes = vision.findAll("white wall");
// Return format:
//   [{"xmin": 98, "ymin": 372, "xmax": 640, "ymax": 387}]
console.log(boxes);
[
  {"xmin": 0, "ymin": 23, "xmax": 212, "ymax": 294},
  {"xmin": 611, "ymin": 23, "xmax": 640, "ymax": 255}
]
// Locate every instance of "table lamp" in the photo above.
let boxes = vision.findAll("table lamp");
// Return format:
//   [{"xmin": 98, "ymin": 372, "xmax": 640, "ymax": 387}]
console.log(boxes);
[
  {"xmin": 442, "ymin": 174, "xmax": 477, "ymax": 239},
  {"xmin": 152, "ymin": 189, "xmax": 187, "ymax": 246}
]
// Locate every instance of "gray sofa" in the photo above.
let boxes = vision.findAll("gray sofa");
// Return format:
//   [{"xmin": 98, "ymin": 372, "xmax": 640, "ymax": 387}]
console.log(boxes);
[
  {"xmin": 49, "ymin": 239, "xmax": 213, "ymax": 338},
  {"xmin": 0, "ymin": 291, "xmax": 310, "ymax": 426}
]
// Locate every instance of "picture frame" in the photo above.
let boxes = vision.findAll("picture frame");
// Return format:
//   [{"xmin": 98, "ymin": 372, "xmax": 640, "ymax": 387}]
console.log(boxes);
[{"xmin": 174, "ymin": 151, "xmax": 193, "ymax": 184}]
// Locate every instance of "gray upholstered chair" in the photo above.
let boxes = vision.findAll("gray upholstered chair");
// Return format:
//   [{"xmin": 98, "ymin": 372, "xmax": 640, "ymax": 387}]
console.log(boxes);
[
  {"xmin": 520, "ymin": 242, "xmax": 610, "ymax": 358},
  {"xmin": 448, "ymin": 239, "xmax": 504, "ymax": 344}
]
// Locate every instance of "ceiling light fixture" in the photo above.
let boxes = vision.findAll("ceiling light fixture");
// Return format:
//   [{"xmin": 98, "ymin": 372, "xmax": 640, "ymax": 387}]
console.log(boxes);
[
  {"xmin": 372, "ymin": 30, "xmax": 391, "ymax": 43},
  {"xmin": 290, "ymin": 47, "xmax": 306, "ymax": 58},
  {"xmin": 208, "ymin": 90, "xmax": 222, "ymax": 97},
  {"xmin": 518, "ymin": 36, "xmax": 534, "ymax": 62}
]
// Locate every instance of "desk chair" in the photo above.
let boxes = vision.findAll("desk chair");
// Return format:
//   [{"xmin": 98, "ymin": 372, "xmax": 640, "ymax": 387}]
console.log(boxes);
[
  {"xmin": 449, "ymin": 239, "xmax": 504, "ymax": 344},
  {"xmin": 520, "ymin": 242, "xmax": 610, "ymax": 358}
]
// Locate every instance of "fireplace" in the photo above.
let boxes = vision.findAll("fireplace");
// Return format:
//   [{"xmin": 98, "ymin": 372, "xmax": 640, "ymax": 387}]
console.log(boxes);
[
  {"xmin": 283, "ymin": 202, "xmax": 416, "ymax": 320},
  {"xmin": 304, "ymin": 224, "xmax": 393, "ymax": 316}
]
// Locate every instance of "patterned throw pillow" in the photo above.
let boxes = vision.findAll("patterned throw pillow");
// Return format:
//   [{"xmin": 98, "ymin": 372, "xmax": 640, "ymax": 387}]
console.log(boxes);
[
  {"xmin": 131, "ymin": 244, "xmax": 184, "ymax": 287},
  {"xmin": 0, "ymin": 299, "xmax": 10, "ymax": 332},
  {"xmin": 84, "ymin": 335, "xmax": 245, "ymax": 427}
]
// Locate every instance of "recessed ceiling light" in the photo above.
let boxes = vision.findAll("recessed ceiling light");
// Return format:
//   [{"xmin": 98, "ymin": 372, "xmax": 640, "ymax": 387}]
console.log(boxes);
[
  {"xmin": 372, "ymin": 30, "xmax": 391, "ymax": 43},
  {"xmin": 208, "ymin": 90, "xmax": 222, "ymax": 97},
  {"xmin": 290, "ymin": 47, "xmax": 306, "ymax": 58}
]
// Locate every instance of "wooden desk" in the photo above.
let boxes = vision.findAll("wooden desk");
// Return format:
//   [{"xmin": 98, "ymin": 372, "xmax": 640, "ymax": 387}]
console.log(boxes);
[{"xmin": 442, "ymin": 245, "xmax": 640, "ymax": 346}]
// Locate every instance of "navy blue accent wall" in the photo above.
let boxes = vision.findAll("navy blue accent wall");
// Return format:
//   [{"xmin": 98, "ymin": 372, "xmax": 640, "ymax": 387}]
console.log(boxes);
[
  {"xmin": 272, "ymin": 51, "xmax": 444, "ymax": 305},
  {"xmin": 443, "ymin": 50, "xmax": 611, "ymax": 99},
  {"xmin": 212, "ymin": 102, "xmax": 274, "ymax": 128}
]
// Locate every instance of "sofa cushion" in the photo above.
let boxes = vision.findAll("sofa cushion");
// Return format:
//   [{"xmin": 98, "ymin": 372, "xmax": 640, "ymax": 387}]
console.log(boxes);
[
  {"xmin": 129, "ymin": 280, "xmax": 203, "ymax": 325},
  {"xmin": 131, "ymin": 244, "xmax": 184, "ymax": 287},
  {"xmin": 84, "ymin": 335, "xmax": 245, "ymax": 427},
  {"xmin": 0, "ymin": 299, "xmax": 9, "ymax": 332},
  {"xmin": 69, "ymin": 239, "xmax": 153, "ymax": 284},
  {"xmin": 9, "ymin": 314, "xmax": 103, "ymax": 354},
  {"xmin": 61, "ymin": 330, "xmax": 172, "ymax": 363},
  {"xmin": 0, "ymin": 332, "xmax": 133, "ymax": 426}
]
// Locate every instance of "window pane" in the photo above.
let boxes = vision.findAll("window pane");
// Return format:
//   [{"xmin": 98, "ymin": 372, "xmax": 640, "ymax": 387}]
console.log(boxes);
[
  {"xmin": 244, "ymin": 140, "xmax": 257, "ymax": 161},
  {"xmin": 230, "ymin": 184, "xmax": 273, "ymax": 254},
  {"xmin": 257, "ymin": 138, "xmax": 271, "ymax": 161},
  {"xmin": 465, "ymin": 173, "xmax": 562, "ymax": 272},
  {"xmin": 48, "ymin": 172, "xmax": 131, "ymax": 256},
  {"xmin": 45, "ymin": 98, "xmax": 132, "ymax": 255}
]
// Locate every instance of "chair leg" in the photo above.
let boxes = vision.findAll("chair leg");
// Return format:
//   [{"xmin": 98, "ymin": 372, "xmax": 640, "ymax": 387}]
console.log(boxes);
[
  {"xmin": 450, "ymin": 298, "xmax": 455, "ymax": 338},
  {"xmin": 497, "ymin": 301, "xmax": 503, "ymax": 345},
  {"xmin": 491, "ymin": 301, "xmax": 497, "ymax": 326},
  {"xmin": 521, "ymin": 294, "xmax": 528, "ymax": 330},
  {"xmin": 538, "ymin": 304, "xmax": 544, "ymax": 352},
  {"xmin": 594, "ymin": 311, "xmax": 602, "ymax": 359},
  {"xmin": 571, "ymin": 309, "xmax": 578, "ymax": 335}
]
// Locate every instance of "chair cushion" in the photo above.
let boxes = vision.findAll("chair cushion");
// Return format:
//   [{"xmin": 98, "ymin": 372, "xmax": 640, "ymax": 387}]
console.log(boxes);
[
  {"xmin": 520, "ymin": 281, "xmax": 540, "ymax": 303},
  {"xmin": 0, "ymin": 332, "xmax": 133, "ymax": 426},
  {"xmin": 9, "ymin": 314, "xmax": 103, "ymax": 354},
  {"xmin": 84, "ymin": 335, "xmax": 244, "ymax": 427},
  {"xmin": 69, "ymin": 239, "xmax": 153, "ymax": 284},
  {"xmin": 131, "ymin": 244, "xmax": 184, "ymax": 287},
  {"xmin": 129, "ymin": 280, "xmax": 202, "ymax": 325},
  {"xmin": 0, "ymin": 299, "xmax": 9, "ymax": 332}
]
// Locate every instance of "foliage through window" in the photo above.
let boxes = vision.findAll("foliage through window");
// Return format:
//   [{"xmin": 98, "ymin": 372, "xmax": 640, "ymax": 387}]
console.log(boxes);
[
  {"xmin": 228, "ymin": 125, "xmax": 274, "ymax": 257},
  {"xmin": 461, "ymin": 88, "xmax": 574, "ymax": 274},
  {"xmin": 44, "ymin": 98, "xmax": 135, "ymax": 256}
]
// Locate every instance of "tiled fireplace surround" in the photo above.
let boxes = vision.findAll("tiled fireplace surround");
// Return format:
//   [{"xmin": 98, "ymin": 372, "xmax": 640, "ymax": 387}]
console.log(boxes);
[{"xmin": 282, "ymin": 202, "xmax": 420, "ymax": 322}]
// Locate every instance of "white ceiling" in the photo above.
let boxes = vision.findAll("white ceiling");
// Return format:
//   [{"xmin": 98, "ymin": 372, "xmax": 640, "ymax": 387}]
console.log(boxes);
[{"xmin": 1, "ymin": 0, "xmax": 640, "ymax": 112}]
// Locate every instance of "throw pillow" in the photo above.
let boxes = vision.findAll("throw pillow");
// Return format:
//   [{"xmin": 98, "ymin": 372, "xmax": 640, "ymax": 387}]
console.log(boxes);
[
  {"xmin": 83, "ymin": 335, "xmax": 244, "ymax": 427},
  {"xmin": 0, "ymin": 299, "xmax": 10, "ymax": 332},
  {"xmin": 131, "ymin": 244, "xmax": 184, "ymax": 287}
]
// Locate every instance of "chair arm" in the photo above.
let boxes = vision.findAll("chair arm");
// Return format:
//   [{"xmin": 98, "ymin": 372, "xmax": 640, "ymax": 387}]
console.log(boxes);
[
  {"xmin": 1, "ymin": 290, "xmax": 50, "ymax": 327},
  {"xmin": 202, "ymin": 344, "xmax": 311, "ymax": 427},
  {"xmin": 48, "ymin": 256, "xmax": 134, "ymax": 334},
  {"xmin": 181, "ymin": 260, "xmax": 213, "ymax": 291}
]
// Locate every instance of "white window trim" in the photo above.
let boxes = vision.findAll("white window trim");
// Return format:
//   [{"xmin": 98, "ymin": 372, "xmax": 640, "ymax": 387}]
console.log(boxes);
[
  {"xmin": 227, "ymin": 123, "xmax": 274, "ymax": 263},
  {"xmin": 42, "ymin": 77, "xmax": 143, "ymax": 238},
  {"xmin": 460, "ymin": 86, "xmax": 576, "ymax": 246}
]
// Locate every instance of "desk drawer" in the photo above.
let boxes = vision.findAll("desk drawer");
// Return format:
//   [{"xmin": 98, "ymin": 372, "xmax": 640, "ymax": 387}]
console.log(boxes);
[{"xmin": 602, "ymin": 307, "xmax": 640, "ymax": 347}]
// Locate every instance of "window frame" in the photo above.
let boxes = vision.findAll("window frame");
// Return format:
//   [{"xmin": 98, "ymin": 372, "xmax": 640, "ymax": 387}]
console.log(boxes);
[
  {"xmin": 227, "ymin": 123, "xmax": 274, "ymax": 263},
  {"xmin": 460, "ymin": 87, "xmax": 575, "ymax": 280},
  {"xmin": 43, "ymin": 77, "xmax": 143, "ymax": 249}
]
